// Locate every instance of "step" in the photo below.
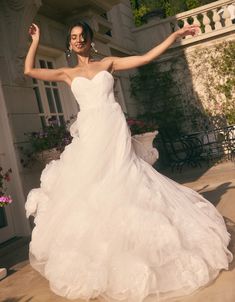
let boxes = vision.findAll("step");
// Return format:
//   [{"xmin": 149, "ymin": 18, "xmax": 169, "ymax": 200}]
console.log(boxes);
[{"xmin": 0, "ymin": 236, "xmax": 30, "ymax": 257}]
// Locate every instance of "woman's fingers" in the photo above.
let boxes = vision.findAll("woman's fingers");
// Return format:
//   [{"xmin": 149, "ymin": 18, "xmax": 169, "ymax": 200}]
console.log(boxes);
[
  {"xmin": 28, "ymin": 24, "xmax": 40, "ymax": 43},
  {"xmin": 32, "ymin": 23, "xmax": 39, "ymax": 31},
  {"xmin": 189, "ymin": 26, "xmax": 200, "ymax": 36},
  {"xmin": 28, "ymin": 23, "xmax": 40, "ymax": 38},
  {"xmin": 180, "ymin": 24, "xmax": 200, "ymax": 36},
  {"xmin": 29, "ymin": 25, "xmax": 36, "ymax": 35}
]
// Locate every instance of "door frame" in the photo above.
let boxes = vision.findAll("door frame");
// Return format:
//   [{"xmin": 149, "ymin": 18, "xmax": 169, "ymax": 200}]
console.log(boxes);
[{"xmin": 0, "ymin": 81, "xmax": 31, "ymax": 243}]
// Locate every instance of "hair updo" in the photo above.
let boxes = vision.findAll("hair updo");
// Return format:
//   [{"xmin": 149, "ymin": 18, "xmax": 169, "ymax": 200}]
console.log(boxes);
[{"xmin": 65, "ymin": 21, "xmax": 94, "ymax": 51}]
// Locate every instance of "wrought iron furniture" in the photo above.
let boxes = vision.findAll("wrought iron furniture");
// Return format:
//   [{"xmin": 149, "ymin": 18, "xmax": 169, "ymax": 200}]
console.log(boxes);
[{"xmin": 160, "ymin": 125, "xmax": 235, "ymax": 171}]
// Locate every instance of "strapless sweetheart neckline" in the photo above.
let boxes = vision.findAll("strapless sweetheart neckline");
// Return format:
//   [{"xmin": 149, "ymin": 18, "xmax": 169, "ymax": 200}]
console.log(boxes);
[{"xmin": 70, "ymin": 70, "xmax": 113, "ymax": 87}]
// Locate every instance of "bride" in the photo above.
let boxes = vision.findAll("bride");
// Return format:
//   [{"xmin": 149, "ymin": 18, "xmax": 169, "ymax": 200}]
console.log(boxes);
[{"xmin": 24, "ymin": 21, "xmax": 232, "ymax": 302}]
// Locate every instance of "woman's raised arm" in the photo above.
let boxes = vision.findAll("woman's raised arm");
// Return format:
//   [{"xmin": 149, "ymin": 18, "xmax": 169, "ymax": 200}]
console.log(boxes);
[
  {"xmin": 24, "ymin": 24, "xmax": 69, "ymax": 83},
  {"xmin": 104, "ymin": 25, "xmax": 199, "ymax": 72}
]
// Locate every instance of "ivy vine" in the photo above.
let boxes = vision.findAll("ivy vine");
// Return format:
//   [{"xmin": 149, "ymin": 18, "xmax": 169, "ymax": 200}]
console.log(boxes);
[
  {"xmin": 130, "ymin": 40, "xmax": 235, "ymax": 137},
  {"xmin": 130, "ymin": 63, "xmax": 185, "ymax": 138},
  {"xmin": 211, "ymin": 41, "xmax": 235, "ymax": 124}
]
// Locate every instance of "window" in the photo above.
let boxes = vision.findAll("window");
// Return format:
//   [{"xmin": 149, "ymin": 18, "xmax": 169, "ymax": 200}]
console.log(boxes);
[{"xmin": 32, "ymin": 58, "xmax": 65, "ymax": 127}]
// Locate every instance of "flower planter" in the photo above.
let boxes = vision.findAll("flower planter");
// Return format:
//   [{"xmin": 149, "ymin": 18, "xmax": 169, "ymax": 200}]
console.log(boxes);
[
  {"xmin": 36, "ymin": 148, "xmax": 61, "ymax": 165},
  {"xmin": 132, "ymin": 131, "xmax": 159, "ymax": 165}
]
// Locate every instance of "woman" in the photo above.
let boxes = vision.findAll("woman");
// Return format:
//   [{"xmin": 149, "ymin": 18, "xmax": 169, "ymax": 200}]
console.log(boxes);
[{"xmin": 25, "ymin": 21, "xmax": 232, "ymax": 302}]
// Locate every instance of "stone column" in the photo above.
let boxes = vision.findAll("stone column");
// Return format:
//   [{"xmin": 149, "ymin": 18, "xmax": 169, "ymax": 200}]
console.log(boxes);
[
  {"xmin": 0, "ymin": 0, "xmax": 42, "ymax": 281},
  {"xmin": 0, "ymin": 0, "xmax": 42, "ymax": 84}
]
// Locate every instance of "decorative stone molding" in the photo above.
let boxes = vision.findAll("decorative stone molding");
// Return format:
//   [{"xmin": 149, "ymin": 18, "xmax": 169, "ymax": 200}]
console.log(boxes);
[
  {"xmin": 91, "ymin": 0, "xmax": 121, "ymax": 11},
  {"xmin": 7, "ymin": 0, "xmax": 25, "ymax": 11},
  {"xmin": 2, "ymin": 0, "xmax": 42, "ymax": 84}
]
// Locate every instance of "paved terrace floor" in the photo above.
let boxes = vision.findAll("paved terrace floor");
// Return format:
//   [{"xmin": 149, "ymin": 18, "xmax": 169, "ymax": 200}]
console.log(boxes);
[{"xmin": 0, "ymin": 161, "xmax": 235, "ymax": 302}]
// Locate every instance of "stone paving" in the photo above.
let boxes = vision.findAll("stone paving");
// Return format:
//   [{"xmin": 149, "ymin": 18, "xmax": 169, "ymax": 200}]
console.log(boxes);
[{"xmin": 0, "ymin": 161, "xmax": 234, "ymax": 302}]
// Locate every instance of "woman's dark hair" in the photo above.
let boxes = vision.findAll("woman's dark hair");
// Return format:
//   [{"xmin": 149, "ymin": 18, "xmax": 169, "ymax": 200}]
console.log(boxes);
[{"xmin": 66, "ymin": 21, "xmax": 94, "ymax": 50}]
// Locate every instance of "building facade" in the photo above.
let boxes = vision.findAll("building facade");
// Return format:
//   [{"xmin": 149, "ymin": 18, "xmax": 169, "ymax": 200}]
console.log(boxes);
[
  {"xmin": 0, "ymin": 0, "xmax": 138, "ymax": 243},
  {"xmin": 0, "ymin": 0, "xmax": 234, "ymax": 243}
]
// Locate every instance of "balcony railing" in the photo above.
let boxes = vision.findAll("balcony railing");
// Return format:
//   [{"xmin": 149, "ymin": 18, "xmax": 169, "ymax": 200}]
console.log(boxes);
[
  {"xmin": 133, "ymin": 0, "xmax": 235, "ymax": 49},
  {"xmin": 173, "ymin": 0, "xmax": 235, "ymax": 42}
]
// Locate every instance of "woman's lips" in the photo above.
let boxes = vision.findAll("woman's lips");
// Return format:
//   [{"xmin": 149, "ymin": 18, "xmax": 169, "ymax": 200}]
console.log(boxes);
[{"xmin": 75, "ymin": 43, "xmax": 85, "ymax": 48}]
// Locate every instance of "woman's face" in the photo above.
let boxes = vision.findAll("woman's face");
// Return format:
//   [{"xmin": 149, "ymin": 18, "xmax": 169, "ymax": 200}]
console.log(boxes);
[{"xmin": 69, "ymin": 26, "xmax": 91, "ymax": 55}]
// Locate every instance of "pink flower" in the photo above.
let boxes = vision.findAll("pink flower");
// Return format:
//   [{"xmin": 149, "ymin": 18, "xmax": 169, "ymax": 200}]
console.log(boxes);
[
  {"xmin": 0, "ymin": 195, "xmax": 13, "ymax": 207},
  {"xmin": 126, "ymin": 116, "xmax": 158, "ymax": 135},
  {"xmin": 126, "ymin": 119, "xmax": 136, "ymax": 126}
]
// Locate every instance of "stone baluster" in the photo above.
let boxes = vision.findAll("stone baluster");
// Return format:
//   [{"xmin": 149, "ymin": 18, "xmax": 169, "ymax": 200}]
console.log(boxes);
[
  {"xmin": 173, "ymin": 20, "xmax": 181, "ymax": 31},
  {"xmin": 171, "ymin": 20, "xmax": 181, "ymax": 42},
  {"xmin": 192, "ymin": 15, "xmax": 202, "ymax": 35},
  {"xmin": 213, "ymin": 9, "xmax": 222, "ymax": 30},
  {"xmin": 202, "ymin": 12, "xmax": 212, "ymax": 33},
  {"xmin": 170, "ymin": 20, "xmax": 181, "ymax": 42},
  {"xmin": 222, "ymin": 5, "xmax": 232, "ymax": 26}
]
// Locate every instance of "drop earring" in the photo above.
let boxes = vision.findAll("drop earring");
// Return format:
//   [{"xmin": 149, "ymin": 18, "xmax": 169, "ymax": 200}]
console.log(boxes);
[
  {"xmin": 66, "ymin": 46, "xmax": 72, "ymax": 58},
  {"xmin": 91, "ymin": 42, "xmax": 98, "ymax": 53}
]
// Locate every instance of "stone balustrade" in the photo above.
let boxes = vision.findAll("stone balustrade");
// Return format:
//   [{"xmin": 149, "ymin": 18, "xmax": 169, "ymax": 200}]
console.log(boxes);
[
  {"xmin": 173, "ymin": 0, "xmax": 235, "ymax": 41},
  {"xmin": 132, "ymin": 0, "xmax": 235, "ymax": 51}
]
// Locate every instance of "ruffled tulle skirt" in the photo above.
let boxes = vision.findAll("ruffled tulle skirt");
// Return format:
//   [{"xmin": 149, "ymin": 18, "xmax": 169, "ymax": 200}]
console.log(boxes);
[{"xmin": 25, "ymin": 102, "xmax": 232, "ymax": 301}]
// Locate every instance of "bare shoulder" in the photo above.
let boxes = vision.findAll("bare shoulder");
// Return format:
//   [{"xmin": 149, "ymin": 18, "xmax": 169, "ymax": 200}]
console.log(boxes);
[
  {"xmin": 59, "ymin": 67, "xmax": 72, "ymax": 75},
  {"xmin": 101, "ymin": 56, "xmax": 117, "ymax": 63},
  {"xmin": 100, "ymin": 56, "xmax": 118, "ymax": 72},
  {"xmin": 60, "ymin": 67, "xmax": 78, "ymax": 83},
  {"xmin": 55, "ymin": 67, "xmax": 71, "ymax": 78}
]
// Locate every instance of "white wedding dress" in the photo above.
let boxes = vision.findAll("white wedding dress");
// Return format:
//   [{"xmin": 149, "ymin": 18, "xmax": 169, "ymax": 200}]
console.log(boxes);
[{"xmin": 25, "ymin": 70, "xmax": 232, "ymax": 302}]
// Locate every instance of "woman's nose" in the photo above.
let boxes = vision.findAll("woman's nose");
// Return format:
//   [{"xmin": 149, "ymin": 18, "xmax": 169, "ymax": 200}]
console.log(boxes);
[{"xmin": 78, "ymin": 36, "xmax": 84, "ymax": 43}]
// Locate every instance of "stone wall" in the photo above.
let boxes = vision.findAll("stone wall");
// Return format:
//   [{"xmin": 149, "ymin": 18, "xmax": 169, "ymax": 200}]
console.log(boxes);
[
  {"xmin": 0, "ymin": 0, "xmax": 137, "ymax": 238},
  {"xmin": 131, "ymin": 0, "xmax": 235, "ymax": 132},
  {"xmin": 185, "ymin": 39, "xmax": 235, "ymax": 128},
  {"xmin": 153, "ymin": 36, "xmax": 235, "ymax": 132}
]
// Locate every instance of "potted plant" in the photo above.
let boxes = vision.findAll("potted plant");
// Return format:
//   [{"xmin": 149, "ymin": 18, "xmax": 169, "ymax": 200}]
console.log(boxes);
[
  {"xmin": 20, "ymin": 116, "xmax": 75, "ymax": 167},
  {"xmin": 126, "ymin": 116, "xmax": 159, "ymax": 165}
]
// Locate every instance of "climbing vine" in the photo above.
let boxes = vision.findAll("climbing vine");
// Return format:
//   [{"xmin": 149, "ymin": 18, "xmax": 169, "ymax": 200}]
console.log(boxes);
[
  {"xmin": 130, "ymin": 63, "xmax": 185, "ymax": 138},
  {"xmin": 130, "ymin": 40, "xmax": 235, "ymax": 137},
  {"xmin": 211, "ymin": 41, "xmax": 235, "ymax": 124},
  {"xmin": 188, "ymin": 40, "xmax": 235, "ymax": 126}
]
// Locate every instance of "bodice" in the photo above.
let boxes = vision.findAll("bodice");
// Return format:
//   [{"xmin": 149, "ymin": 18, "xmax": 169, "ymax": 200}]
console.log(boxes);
[{"xmin": 70, "ymin": 70, "xmax": 116, "ymax": 110}]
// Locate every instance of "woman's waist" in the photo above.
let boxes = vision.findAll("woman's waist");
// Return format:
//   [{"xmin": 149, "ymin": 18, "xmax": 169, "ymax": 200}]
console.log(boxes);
[{"xmin": 79, "ymin": 101, "xmax": 120, "ymax": 111}]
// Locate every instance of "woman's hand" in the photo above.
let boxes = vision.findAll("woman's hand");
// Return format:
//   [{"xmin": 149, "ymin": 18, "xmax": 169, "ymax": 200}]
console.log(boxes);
[
  {"xmin": 28, "ymin": 23, "xmax": 40, "ymax": 43},
  {"xmin": 175, "ymin": 24, "xmax": 200, "ymax": 39}
]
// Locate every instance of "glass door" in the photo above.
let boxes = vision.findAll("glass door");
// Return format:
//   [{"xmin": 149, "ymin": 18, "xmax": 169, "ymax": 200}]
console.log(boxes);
[{"xmin": 33, "ymin": 56, "xmax": 65, "ymax": 127}]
